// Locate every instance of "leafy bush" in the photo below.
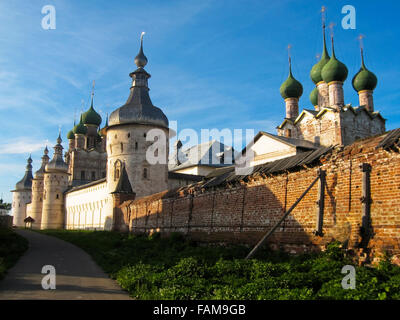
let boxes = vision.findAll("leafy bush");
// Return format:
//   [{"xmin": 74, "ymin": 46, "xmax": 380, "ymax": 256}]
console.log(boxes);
[
  {"xmin": 0, "ymin": 228, "xmax": 28, "ymax": 279},
  {"xmin": 38, "ymin": 230, "xmax": 400, "ymax": 300}
]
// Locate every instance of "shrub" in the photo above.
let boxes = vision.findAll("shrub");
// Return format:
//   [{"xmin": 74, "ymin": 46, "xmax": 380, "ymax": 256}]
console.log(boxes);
[{"xmin": 0, "ymin": 228, "xmax": 28, "ymax": 279}]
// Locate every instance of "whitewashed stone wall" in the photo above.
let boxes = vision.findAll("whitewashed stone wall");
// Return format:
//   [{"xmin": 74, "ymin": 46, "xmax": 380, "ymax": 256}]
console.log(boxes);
[
  {"xmin": 11, "ymin": 190, "xmax": 31, "ymax": 227},
  {"xmin": 65, "ymin": 181, "xmax": 112, "ymax": 230}
]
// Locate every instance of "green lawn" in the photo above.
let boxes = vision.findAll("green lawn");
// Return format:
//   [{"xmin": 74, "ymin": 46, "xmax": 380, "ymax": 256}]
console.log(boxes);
[
  {"xmin": 0, "ymin": 228, "xmax": 28, "ymax": 280},
  {"xmin": 39, "ymin": 229, "xmax": 400, "ymax": 300}
]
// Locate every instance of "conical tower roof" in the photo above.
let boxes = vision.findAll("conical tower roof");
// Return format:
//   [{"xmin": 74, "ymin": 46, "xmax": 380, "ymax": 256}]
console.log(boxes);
[
  {"xmin": 15, "ymin": 155, "xmax": 33, "ymax": 190},
  {"xmin": 109, "ymin": 32, "xmax": 168, "ymax": 129}
]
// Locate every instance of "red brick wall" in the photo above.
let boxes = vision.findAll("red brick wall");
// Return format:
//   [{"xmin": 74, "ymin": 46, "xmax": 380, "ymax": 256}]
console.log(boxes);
[{"xmin": 120, "ymin": 139, "xmax": 400, "ymax": 259}]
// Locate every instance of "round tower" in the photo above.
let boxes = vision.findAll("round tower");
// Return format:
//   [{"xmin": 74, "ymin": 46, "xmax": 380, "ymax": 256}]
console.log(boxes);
[
  {"xmin": 11, "ymin": 156, "xmax": 33, "ymax": 227},
  {"xmin": 82, "ymin": 86, "xmax": 102, "ymax": 149},
  {"xmin": 280, "ymin": 57, "xmax": 303, "ymax": 120},
  {"xmin": 41, "ymin": 134, "xmax": 69, "ymax": 229},
  {"xmin": 310, "ymin": 22, "xmax": 330, "ymax": 109},
  {"xmin": 352, "ymin": 46, "xmax": 377, "ymax": 112},
  {"xmin": 73, "ymin": 114, "xmax": 87, "ymax": 150},
  {"xmin": 107, "ymin": 33, "xmax": 169, "ymax": 198},
  {"xmin": 29, "ymin": 147, "xmax": 50, "ymax": 229},
  {"xmin": 321, "ymin": 35, "xmax": 348, "ymax": 110}
]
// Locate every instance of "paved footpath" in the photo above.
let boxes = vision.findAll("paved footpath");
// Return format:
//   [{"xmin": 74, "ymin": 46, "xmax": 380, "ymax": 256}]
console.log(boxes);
[{"xmin": 0, "ymin": 229, "xmax": 131, "ymax": 300}]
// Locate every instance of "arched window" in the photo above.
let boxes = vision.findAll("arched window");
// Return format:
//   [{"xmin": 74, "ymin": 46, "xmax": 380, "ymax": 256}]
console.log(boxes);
[
  {"xmin": 135, "ymin": 142, "xmax": 138, "ymax": 150},
  {"xmin": 114, "ymin": 160, "xmax": 122, "ymax": 181},
  {"xmin": 121, "ymin": 143, "xmax": 123, "ymax": 152},
  {"xmin": 143, "ymin": 168, "xmax": 148, "ymax": 179}
]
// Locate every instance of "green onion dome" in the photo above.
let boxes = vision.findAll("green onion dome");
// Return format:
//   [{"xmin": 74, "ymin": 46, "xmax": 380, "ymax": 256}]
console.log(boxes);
[
  {"xmin": 310, "ymin": 29, "xmax": 330, "ymax": 84},
  {"xmin": 321, "ymin": 40, "xmax": 348, "ymax": 83},
  {"xmin": 73, "ymin": 114, "xmax": 87, "ymax": 135},
  {"xmin": 352, "ymin": 51, "xmax": 377, "ymax": 92},
  {"xmin": 82, "ymin": 98, "xmax": 102, "ymax": 126},
  {"xmin": 67, "ymin": 129, "xmax": 75, "ymax": 139},
  {"xmin": 280, "ymin": 60, "xmax": 303, "ymax": 99},
  {"xmin": 310, "ymin": 87, "xmax": 318, "ymax": 106}
]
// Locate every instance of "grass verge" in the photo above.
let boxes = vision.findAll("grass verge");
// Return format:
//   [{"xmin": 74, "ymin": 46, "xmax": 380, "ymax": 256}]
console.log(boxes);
[
  {"xmin": 39, "ymin": 229, "xmax": 400, "ymax": 300},
  {"xmin": 0, "ymin": 228, "xmax": 29, "ymax": 280}
]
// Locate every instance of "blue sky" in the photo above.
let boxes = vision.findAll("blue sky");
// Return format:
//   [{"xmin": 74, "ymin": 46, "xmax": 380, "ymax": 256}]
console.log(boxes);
[{"xmin": 1, "ymin": 0, "xmax": 399, "ymax": 202}]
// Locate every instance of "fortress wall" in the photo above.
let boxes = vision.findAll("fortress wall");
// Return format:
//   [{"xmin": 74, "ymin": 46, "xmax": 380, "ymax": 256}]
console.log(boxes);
[
  {"xmin": 121, "ymin": 136, "xmax": 400, "ymax": 260},
  {"xmin": 65, "ymin": 181, "xmax": 112, "ymax": 230}
]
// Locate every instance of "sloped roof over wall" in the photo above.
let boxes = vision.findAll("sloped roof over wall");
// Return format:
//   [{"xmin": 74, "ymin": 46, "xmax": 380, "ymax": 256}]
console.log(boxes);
[{"xmin": 121, "ymin": 129, "xmax": 400, "ymax": 206}]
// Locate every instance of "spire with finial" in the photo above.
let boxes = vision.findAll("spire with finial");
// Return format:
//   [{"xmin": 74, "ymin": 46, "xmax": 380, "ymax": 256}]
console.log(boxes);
[
  {"xmin": 45, "ymin": 134, "xmax": 68, "ymax": 173},
  {"xmin": 310, "ymin": 6, "xmax": 331, "ymax": 84},
  {"xmin": 108, "ymin": 31, "xmax": 169, "ymax": 129},
  {"xmin": 34, "ymin": 146, "xmax": 50, "ymax": 178},
  {"xmin": 82, "ymin": 81, "xmax": 102, "ymax": 127},
  {"xmin": 321, "ymin": 22, "xmax": 348, "ymax": 84},
  {"xmin": 134, "ymin": 32, "xmax": 148, "ymax": 68},
  {"xmin": 352, "ymin": 35, "xmax": 377, "ymax": 111},
  {"xmin": 280, "ymin": 45, "xmax": 303, "ymax": 120},
  {"xmin": 280, "ymin": 45, "xmax": 303, "ymax": 100},
  {"xmin": 27, "ymin": 154, "xmax": 33, "ymax": 168}
]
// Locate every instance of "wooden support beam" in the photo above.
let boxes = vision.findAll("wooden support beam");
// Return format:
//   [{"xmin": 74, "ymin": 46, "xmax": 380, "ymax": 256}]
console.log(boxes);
[
  {"xmin": 360, "ymin": 163, "xmax": 372, "ymax": 237},
  {"xmin": 245, "ymin": 172, "xmax": 321, "ymax": 259},
  {"xmin": 314, "ymin": 169, "xmax": 326, "ymax": 236}
]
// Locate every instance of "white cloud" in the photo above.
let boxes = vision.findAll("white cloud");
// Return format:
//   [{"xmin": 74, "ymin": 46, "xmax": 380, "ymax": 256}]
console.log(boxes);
[{"xmin": 0, "ymin": 138, "xmax": 48, "ymax": 155}]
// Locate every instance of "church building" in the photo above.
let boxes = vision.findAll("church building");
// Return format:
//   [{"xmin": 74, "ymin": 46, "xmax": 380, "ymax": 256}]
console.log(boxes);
[{"xmin": 11, "ymin": 18, "xmax": 387, "ymax": 231}]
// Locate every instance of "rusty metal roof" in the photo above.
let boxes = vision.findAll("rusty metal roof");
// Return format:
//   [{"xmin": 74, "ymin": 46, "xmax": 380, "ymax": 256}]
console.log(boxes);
[
  {"xmin": 376, "ymin": 128, "xmax": 400, "ymax": 150},
  {"xmin": 199, "ymin": 146, "xmax": 333, "ymax": 189}
]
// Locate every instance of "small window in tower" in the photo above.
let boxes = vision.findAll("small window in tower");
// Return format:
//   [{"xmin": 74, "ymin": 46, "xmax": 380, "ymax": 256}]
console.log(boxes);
[
  {"xmin": 114, "ymin": 160, "xmax": 122, "ymax": 181},
  {"xmin": 56, "ymin": 194, "xmax": 59, "ymax": 199},
  {"xmin": 135, "ymin": 142, "xmax": 138, "ymax": 150},
  {"xmin": 127, "ymin": 133, "xmax": 130, "ymax": 138},
  {"xmin": 143, "ymin": 133, "xmax": 147, "ymax": 138},
  {"xmin": 91, "ymin": 171, "xmax": 96, "ymax": 180},
  {"xmin": 143, "ymin": 168, "xmax": 148, "ymax": 179},
  {"xmin": 81, "ymin": 171, "xmax": 85, "ymax": 180},
  {"xmin": 121, "ymin": 143, "xmax": 123, "ymax": 152}
]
